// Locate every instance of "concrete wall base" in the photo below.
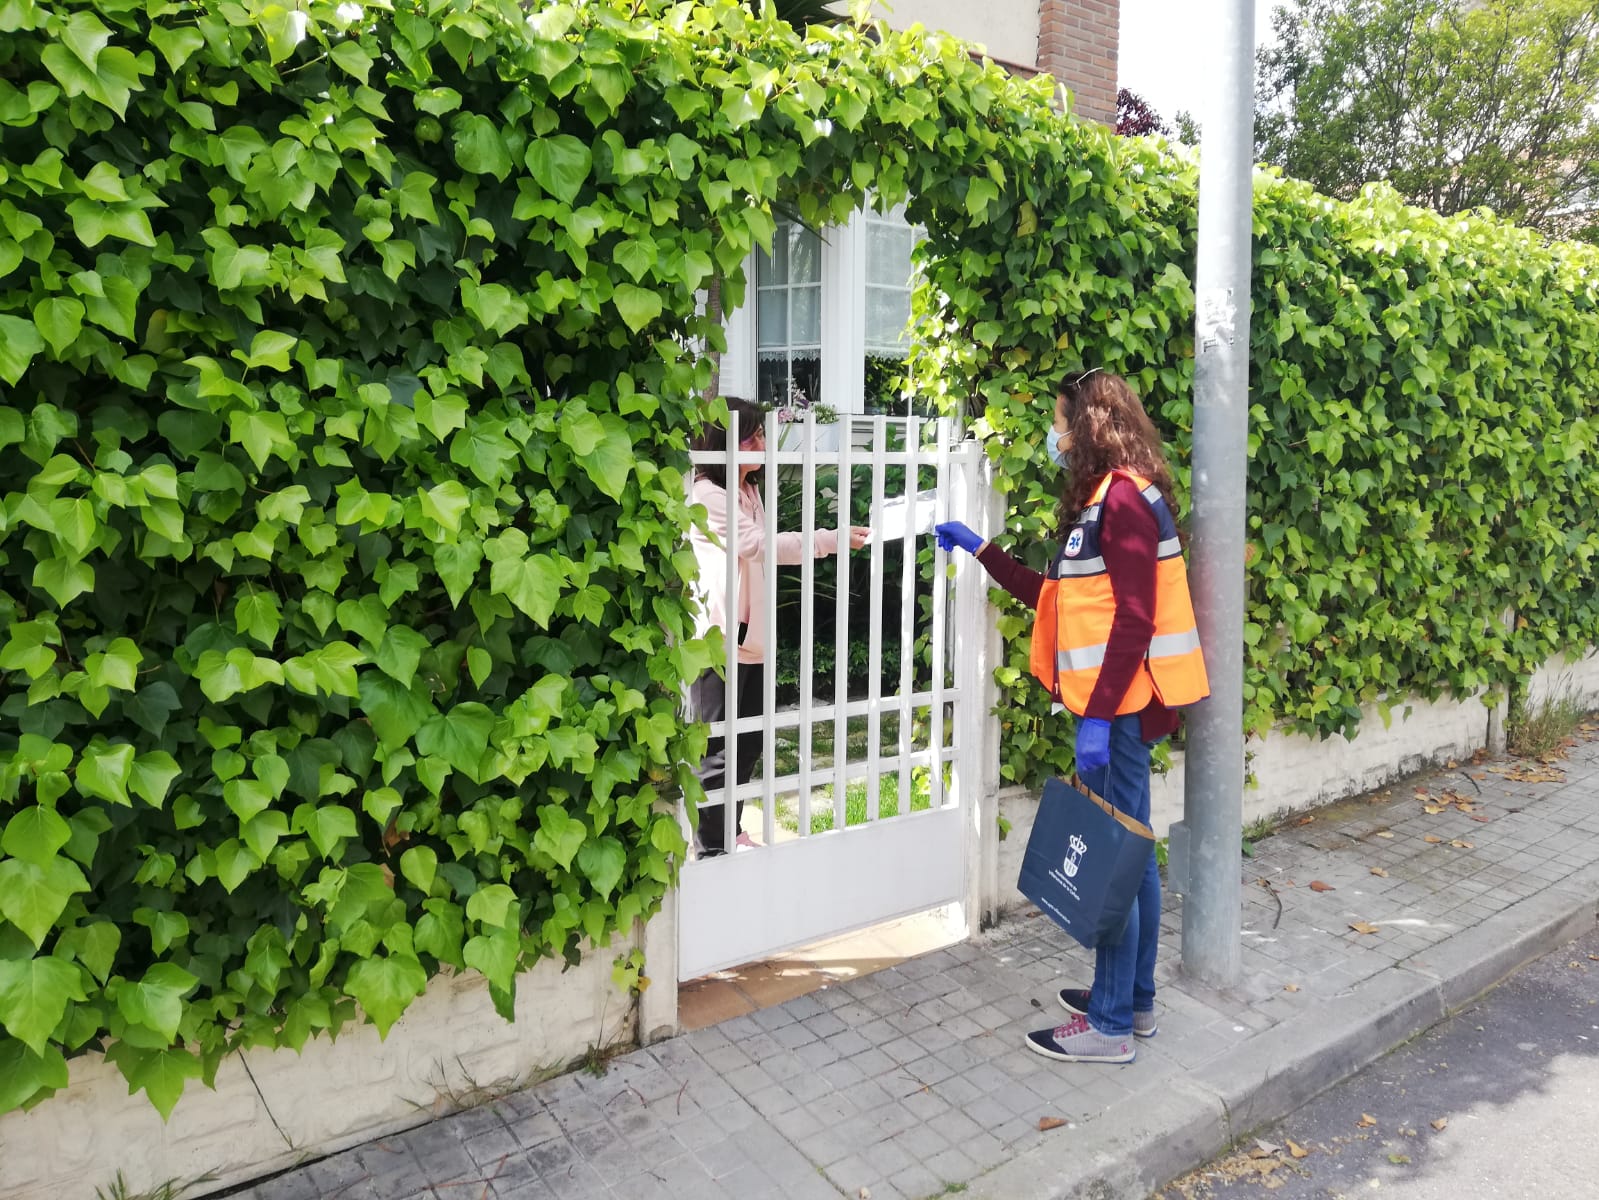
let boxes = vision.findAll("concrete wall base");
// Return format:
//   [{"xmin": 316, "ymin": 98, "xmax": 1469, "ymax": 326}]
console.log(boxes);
[{"xmin": 0, "ymin": 941, "xmax": 636, "ymax": 1200}]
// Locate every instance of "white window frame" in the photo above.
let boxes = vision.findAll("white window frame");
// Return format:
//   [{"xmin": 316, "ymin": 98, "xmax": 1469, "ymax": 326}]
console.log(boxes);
[{"xmin": 720, "ymin": 206, "xmax": 919, "ymax": 416}]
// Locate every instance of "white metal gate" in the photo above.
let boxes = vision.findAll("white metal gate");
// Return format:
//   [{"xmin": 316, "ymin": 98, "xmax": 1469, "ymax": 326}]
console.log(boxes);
[{"xmin": 678, "ymin": 412, "xmax": 986, "ymax": 979}]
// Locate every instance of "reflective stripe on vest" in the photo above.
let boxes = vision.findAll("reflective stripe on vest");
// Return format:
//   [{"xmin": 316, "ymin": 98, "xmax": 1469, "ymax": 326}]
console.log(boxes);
[{"xmin": 1029, "ymin": 470, "xmax": 1210, "ymax": 715}]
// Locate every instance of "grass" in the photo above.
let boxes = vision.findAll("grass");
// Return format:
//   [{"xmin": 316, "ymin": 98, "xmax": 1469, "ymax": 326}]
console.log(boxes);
[
  {"xmin": 95, "ymin": 1174, "xmax": 211, "ymax": 1200},
  {"xmin": 742, "ymin": 710, "xmax": 953, "ymax": 835},
  {"xmin": 1240, "ymin": 813, "xmax": 1277, "ymax": 859},
  {"xmin": 1507, "ymin": 692, "xmax": 1586, "ymax": 758}
]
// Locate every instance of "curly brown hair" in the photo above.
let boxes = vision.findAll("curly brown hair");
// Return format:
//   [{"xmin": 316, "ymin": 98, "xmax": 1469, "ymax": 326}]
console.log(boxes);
[{"xmin": 1056, "ymin": 372, "xmax": 1178, "ymax": 531}]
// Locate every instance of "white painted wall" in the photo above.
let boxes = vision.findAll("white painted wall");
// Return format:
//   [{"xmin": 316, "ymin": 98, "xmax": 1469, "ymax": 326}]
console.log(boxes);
[
  {"xmin": 0, "ymin": 942, "xmax": 636, "ymax": 1200},
  {"xmin": 1527, "ymin": 647, "xmax": 1599, "ymax": 712},
  {"xmin": 867, "ymin": 0, "xmax": 1041, "ymax": 68}
]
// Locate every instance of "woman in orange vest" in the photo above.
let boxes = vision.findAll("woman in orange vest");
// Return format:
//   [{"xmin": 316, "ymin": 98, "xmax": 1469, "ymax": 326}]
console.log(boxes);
[{"xmin": 936, "ymin": 370, "xmax": 1207, "ymax": 1065}]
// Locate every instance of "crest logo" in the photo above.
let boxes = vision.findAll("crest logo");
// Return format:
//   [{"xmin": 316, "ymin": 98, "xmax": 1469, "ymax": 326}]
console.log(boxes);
[
  {"xmin": 1064, "ymin": 529, "xmax": 1085, "ymax": 558},
  {"xmin": 1063, "ymin": 833, "xmax": 1087, "ymax": 878}
]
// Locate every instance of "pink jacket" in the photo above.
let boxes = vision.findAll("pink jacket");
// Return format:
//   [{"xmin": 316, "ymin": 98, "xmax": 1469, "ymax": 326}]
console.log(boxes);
[{"xmin": 690, "ymin": 476, "xmax": 839, "ymax": 665}]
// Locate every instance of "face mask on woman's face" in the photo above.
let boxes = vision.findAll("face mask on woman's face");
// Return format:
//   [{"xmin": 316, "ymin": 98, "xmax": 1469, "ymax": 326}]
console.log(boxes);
[{"xmin": 1046, "ymin": 434, "xmax": 1070, "ymax": 471}]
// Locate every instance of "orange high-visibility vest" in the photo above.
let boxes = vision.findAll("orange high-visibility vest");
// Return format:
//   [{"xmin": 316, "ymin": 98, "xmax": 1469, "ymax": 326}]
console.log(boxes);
[{"xmin": 1029, "ymin": 470, "xmax": 1209, "ymax": 716}]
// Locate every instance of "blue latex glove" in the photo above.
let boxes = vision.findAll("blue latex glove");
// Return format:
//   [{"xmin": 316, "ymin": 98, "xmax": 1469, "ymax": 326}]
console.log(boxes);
[
  {"xmin": 935, "ymin": 521, "xmax": 983, "ymax": 555},
  {"xmin": 1075, "ymin": 716, "xmax": 1112, "ymax": 776}
]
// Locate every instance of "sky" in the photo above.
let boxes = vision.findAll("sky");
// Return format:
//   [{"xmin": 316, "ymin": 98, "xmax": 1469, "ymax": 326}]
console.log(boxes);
[{"xmin": 1117, "ymin": 0, "xmax": 1287, "ymax": 129}]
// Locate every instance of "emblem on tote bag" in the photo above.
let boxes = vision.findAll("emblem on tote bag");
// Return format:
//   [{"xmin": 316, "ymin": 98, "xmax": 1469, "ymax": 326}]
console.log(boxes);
[{"xmin": 1063, "ymin": 833, "xmax": 1087, "ymax": 879}]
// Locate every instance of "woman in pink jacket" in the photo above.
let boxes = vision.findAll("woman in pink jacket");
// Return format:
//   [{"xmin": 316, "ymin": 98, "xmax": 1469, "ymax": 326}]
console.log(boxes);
[{"xmin": 688, "ymin": 398, "xmax": 870, "ymax": 857}]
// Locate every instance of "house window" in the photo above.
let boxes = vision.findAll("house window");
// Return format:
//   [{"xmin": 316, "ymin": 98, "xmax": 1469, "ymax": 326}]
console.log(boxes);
[
  {"xmin": 862, "ymin": 203, "xmax": 919, "ymax": 413},
  {"xmin": 864, "ymin": 205, "xmax": 916, "ymax": 357},
  {"xmin": 756, "ymin": 219, "xmax": 822, "ymax": 412},
  {"xmin": 721, "ymin": 206, "xmax": 921, "ymax": 416}
]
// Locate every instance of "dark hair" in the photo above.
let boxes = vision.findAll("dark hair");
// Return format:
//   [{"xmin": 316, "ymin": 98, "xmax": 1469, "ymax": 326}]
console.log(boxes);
[
  {"xmin": 693, "ymin": 396, "xmax": 764, "ymax": 488},
  {"xmin": 1056, "ymin": 372, "xmax": 1179, "ymax": 530}
]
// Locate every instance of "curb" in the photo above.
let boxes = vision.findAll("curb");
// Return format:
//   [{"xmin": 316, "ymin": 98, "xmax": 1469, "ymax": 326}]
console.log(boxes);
[{"xmin": 966, "ymin": 878, "xmax": 1599, "ymax": 1200}]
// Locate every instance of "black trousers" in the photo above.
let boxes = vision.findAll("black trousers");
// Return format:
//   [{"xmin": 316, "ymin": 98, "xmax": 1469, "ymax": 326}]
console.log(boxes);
[{"xmin": 688, "ymin": 660, "xmax": 764, "ymax": 855}]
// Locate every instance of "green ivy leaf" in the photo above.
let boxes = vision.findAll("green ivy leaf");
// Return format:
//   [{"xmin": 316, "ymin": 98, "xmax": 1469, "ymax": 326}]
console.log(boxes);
[
  {"xmin": 0, "ymin": 315, "xmax": 44, "ymax": 385},
  {"xmin": 128, "ymin": 751, "xmax": 181, "ymax": 808},
  {"xmin": 358, "ymin": 671, "xmax": 434, "ymax": 746},
  {"xmin": 576, "ymin": 836, "xmax": 626, "ymax": 899},
  {"xmin": 77, "ymin": 741, "xmax": 135, "ymax": 806},
  {"xmin": 419, "ymin": 481, "xmax": 471, "ymax": 533},
  {"xmin": 0, "ymin": 1039, "xmax": 68, "ymax": 1113},
  {"xmin": 611, "ymin": 283, "xmax": 662, "ymax": 334},
  {"xmin": 383, "ymin": 846, "xmax": 432, "ymax": 903},
  {"xmin": 32, "ymin": 556, "xmax": 94, "ymax": 607},
  {"xmin": 451, "ymin": 113, "xmax": 513, "ymax": 179},
  {"xmin": 373, "ymin": 625, "xmax": 429, "ymax": 687},
  {"xmin": 111, "ymin": 1044, "xmax": 202, "ymax": 1120},
  {"xmin": 292, "ymin": 804, "xmax": 357, "ymax": 859},
  {"xmin": 344, "ymin": 954, "xmax": 426, "ymax": 1038},
  {"xmin": 235, "ymin": 589, "xmax": 283, "ymax": 647},
  {"xmin": 525, "ymin": 134, "xmax": 592, "ymax": 203},
  {"xmin": 465, "ymin": 882, "xmax": 517, "ymax": 928},
  {"xmin": 415, "ymin": 703, "xmax": 495, "ymax": 782},
  {"xmin": 0, "ymin": 856, "xmax": 89, "ymax": 947},
  {"xmin": 83, "ymin": 637, "xmax": 140, "ymax": 692},
  {"xmin": 0, "ymin": 956, "xmax": 86, "ymax": 1056},
  {"xmin": 1, "ymin": 806, "xmax": 72, "ymax": 866},
  {"xmin": 533, "ymin": 805, "xmax": 588, "ymax": 871},
  {"xmin": 32, "ymin": 297, "xmax": 84, "ymax": 356}
]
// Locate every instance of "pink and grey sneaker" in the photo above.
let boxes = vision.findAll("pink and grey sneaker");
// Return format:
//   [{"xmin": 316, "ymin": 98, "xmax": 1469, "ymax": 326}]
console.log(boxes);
[
  {"xmin": 1025, "ymin": 1014, "xmax": 1135, "ymax": 1063},
  {"xmin": 1058, "ymin": 987, "xmax": 1158, "ymax": 1038}
]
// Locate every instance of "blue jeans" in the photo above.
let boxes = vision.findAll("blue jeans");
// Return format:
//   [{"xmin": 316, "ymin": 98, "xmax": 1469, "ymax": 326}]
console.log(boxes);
[{"xmin": 1078, "ymin": 714, "xmax": 1159, "ymax": 1038}]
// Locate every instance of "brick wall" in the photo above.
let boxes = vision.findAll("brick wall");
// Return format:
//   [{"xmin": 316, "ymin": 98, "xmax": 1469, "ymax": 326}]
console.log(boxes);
[{"xmin": 1037, "ymin": 0, "xmax": 1120, "ymax": 126}]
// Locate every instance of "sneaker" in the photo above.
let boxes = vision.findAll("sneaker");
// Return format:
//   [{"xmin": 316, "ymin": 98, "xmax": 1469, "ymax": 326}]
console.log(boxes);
[
  {"xmin": 735, "ymin": 832, "xmax": 759, "ymax": 848},
  {"xmin": 1057, "ymin": 988, "xmax": 1158, "ymax": 1038},
  {"xmin": 1025, "ymin": 1014, "xmax": 1135, "ymax": 1063}
]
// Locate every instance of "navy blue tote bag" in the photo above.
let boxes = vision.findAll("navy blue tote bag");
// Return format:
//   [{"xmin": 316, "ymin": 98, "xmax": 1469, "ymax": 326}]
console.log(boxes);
[{"xmin": 1018, "ymin": 775, "xmax": 1156, "ymax": 950}]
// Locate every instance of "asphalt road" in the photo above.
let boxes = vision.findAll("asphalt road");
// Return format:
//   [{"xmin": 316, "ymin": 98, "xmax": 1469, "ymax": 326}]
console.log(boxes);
[{"xmin": 1156, "ymin": 925, "xmax": 1599, "ymax": 1200}]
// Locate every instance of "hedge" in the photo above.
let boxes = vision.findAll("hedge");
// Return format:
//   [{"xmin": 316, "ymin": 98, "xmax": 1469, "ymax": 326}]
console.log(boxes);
[
  {"xmin": 907, "ymin": 151, "xmax": 1599, "ymax": 785},
  {"xmin": 4, "ymin": 0, "xmax": 1599, "ymax": 1122}
]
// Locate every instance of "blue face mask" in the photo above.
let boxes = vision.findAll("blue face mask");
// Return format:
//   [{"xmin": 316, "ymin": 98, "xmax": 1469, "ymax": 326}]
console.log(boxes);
[{"xmin": 1047, "ymin": 433, "xmax": 1070, "ymax": 471}]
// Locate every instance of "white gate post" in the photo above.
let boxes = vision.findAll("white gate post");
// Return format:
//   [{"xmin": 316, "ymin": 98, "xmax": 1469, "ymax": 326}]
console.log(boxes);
[{"xmin": 952, "ymin": 442, "xmax": 1005, "ymax": 934}]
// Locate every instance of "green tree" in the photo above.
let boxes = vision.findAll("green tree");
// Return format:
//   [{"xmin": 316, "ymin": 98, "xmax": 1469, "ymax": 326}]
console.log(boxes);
[{"xmin": 1256, "ymin": 0, "xmax": 1599, "ymax": 237}]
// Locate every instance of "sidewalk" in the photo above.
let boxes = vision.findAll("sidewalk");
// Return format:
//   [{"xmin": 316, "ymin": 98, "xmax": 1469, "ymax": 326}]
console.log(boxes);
[{"xmin": 230, "ymin": 736, "xmax": 1599, "ymax": 1200}]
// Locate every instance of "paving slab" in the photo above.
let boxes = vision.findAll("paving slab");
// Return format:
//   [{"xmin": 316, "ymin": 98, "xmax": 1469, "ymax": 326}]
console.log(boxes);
[{"xmin": 222, "ymin": 738, "xmax": 1599, "ymax": 1200}]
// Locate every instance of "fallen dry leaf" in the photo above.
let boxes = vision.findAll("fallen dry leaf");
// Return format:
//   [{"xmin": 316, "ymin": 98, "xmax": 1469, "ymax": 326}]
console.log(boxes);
[
  {"xmin": 1358, "ymin": 1113, "xmax": 1377, "ymax": 1128},
  {"xmin": 1284, "ymin": 983, "xmax": 1301, "ymax": 993},
  {"xmin": 1471, "ymin": 771, "xmax": 1487, "ymax": 780},
  {"xmin": 1469, "ymin": 814, "xmax": 1493, "ymax": 823},
  {"xmin": 1038, "ymin": 1116, "xmax": 1068, "ymax": 1132},
  {"xmin": 1309, "ymin": 880, "xmax": 1335, "ymax": 892},
  {"xmin": 1424, "ymin": 835, "xmax": 1444, "ymax": 844},
  {"xmin": 1287, "ymin": 1139, "xmax": 1309, "ymax": 1159},
  {"xmin": 1370, "ymin": 866, "xmax": 1389, "ymax": 877},
  {"xmin": 1431, "ymin": 1117, "xmax": 1449, "ymax": 1131},
  {"xmin": 1375, "ymin": 830, "xmax": 1396, "ymax": 839},
  {"xmin": 1449, "ymin": 840, "xmax": 1474, "ymax": 849},
  {"xmin": 1296, "ymin": 815, "xmax": 1316, "ymax": 825},
  {"xmin": 1421, "ymin": 804, "xmax": 1445, "ymax": 815},
  {"xmin": 1349, "ymin": 921, "xmax": 1382, "ymax": 935},
  {"xmin": 1390, "ymin": 1153, "xmax": 1411, "ymax": 1165}
]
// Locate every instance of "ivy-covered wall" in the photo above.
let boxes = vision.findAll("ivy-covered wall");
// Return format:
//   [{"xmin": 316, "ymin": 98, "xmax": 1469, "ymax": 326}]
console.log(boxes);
[
  {"xmin": 2, "ymin": 0, "xmax": 1597, "ymax": 1123},
  {"xmin": 905, "ymin": 148, "xmax": 1599, "ymax": 788}
]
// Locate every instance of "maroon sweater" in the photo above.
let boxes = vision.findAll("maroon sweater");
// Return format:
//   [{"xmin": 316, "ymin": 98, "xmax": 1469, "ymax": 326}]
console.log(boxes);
[{"xmin": 977, "ymin": 475, "xmax": 1180, "ymax": 742}]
